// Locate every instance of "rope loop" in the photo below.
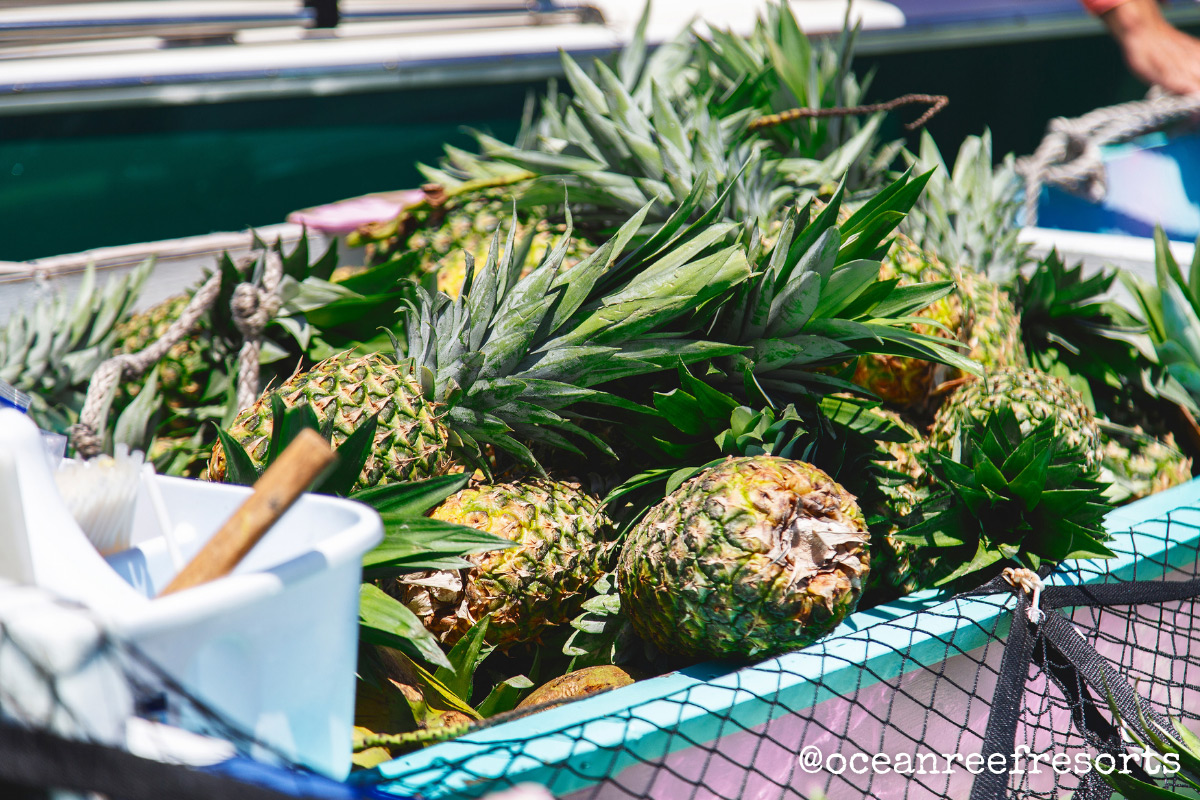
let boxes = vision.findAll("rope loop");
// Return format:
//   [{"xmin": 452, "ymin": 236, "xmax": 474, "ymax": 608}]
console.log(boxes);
[
  {"xmin": 1018, "ymin": 91, "xmax": 1200, "ymax": 225},
  {"xmin": 69, "ymin": 238, "xmax": 286, "ymax": 458}
]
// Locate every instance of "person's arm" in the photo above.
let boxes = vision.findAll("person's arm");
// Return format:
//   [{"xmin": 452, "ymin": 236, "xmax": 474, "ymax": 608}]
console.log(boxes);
[{"xmin": 1090, "ymin": 0, "xmax": 1200, "ymax": 95}]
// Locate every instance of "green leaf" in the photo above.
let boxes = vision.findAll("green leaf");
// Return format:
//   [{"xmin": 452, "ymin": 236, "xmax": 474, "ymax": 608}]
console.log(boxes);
[
  {"xmin": 934, "ymin": 539, "xmax": 1005, "ymax": 586},
  {"xmin": 213, "ymin": 427, "xmax": 261, "ymax": 486},
  {"xmin": 358, "ymin": 583, "xmax": 451, "ymax": 670},
  {"xmin": 353, "ymin": 473, "xmax": 472, "ymax": 515},
  {"xmin": 434, "ymin": 616, "xmax": 493, "ymax": 704},
  {"xmin": 113, "ymin": 365, "xmax": 162, "ymax": 452},
  {"xmin": 400, "ymin": 652, "xmax": 483, "ymax": 721},
  {"xmin": 314, "ymin": 412, "xmax": 378, "ymax": 496},
  {"xmin": 475, "ymin": 675, "xmax": 534, "ymax": 718},
  {"xmin": 363, "ymin": 518, "xmax": 515, "ymax": 576}
]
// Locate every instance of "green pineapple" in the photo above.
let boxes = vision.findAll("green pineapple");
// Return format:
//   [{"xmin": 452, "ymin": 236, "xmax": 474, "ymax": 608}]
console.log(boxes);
[
  {"xmin": 208, "ymin": 352, "xmax": 452, "ymax": 492},
  {"xmin": 616, "ymin": 456, "xmax": 870, "ymax": 661},
  {"xmin": 400, "ymin": 479, "xmax": 616, "ymax": 648},
  {"xmin": 212, "ymin": 201, "xmax": 752, "ymax": 492},
  {"xmin": 897, "ymin": 406, "xmax": 1112, "ymax": 589},
  {"xmin": 929, "ymin": 367, "xmax": 1103, "ymax": 468},
  {"xmin": 852, "ymin": 233, "xmax": 1026, "ymax": 410}
]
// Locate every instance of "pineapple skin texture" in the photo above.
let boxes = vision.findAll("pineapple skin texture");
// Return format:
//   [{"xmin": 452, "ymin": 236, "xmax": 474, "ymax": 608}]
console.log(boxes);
[
  {"xmin": 208, "ymin": 352, "xmax": 452, "ymax": 492},
  {"xmin": 406, "ymin": 194, "xmax": 594, "ymax": 298},
  {"xmin": 113, "ymin": 294, "xmax": 218, "ymax": 412},
  {"xmin": 617, "ymin": 457, "xmax": 870, "ymax": 661},
  {"xmin": 930, "ymin": 367, "xmax": 1102, "ymax": 467},
  {"xmin": 852, "ymin": 234, "xmax": 1026, "ymax": 409},
  {"xmin": 867, "ymin": 410, "xmax": 939, "ymax": 598},
  {"xmin": 408, "ymin": 479, "xmax": 617, "ymax": 648}
]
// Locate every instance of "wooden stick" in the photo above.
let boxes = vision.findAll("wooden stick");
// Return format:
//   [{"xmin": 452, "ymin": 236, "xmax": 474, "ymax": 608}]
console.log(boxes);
[{"xmin": 158, "ymin": 429, "xmax": 337, "ymax": 597}]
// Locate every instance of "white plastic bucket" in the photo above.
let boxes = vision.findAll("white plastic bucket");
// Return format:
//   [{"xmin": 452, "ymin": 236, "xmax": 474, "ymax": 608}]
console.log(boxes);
[{"xmin": 105, "ymin": 475, "xmax": 382, "ymax": 779}]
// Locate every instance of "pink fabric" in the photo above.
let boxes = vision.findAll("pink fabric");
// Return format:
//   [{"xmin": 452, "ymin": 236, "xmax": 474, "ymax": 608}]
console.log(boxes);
[{"xmin": 1080, "ymin": 0, "xmax": 1132, "ymax": 14}]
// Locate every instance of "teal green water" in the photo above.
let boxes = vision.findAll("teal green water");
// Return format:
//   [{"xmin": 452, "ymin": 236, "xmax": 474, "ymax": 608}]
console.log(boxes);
[
  {"xmin": 1, "ymin": 28, "xmax": 1187, "ymax": 263},
  {"xmin": 0, "ymin": 82, "xmax": 541, "ymax": 261}
]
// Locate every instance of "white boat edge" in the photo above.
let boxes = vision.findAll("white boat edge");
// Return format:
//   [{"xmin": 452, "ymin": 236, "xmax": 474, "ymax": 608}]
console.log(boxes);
[
  {"xmin": 0, "ymin": 223, "xmax": 1185, "ymax": 323},
  {"xmin": 0, "ymin": 0, "xmax": 907, "ymax": 116}
]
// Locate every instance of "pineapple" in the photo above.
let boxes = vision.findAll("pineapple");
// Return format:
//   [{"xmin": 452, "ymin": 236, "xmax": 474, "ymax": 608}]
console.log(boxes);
[
  {"xmin": 617, "ymin": 456, "xmax": 870, "ymax": 661},
  {"xmin": 398, "ymin": 479, "xmax": 616, "ymax": 648},
  {"xmin": 930, "ymin": 367, "xmax": 1102, "ymax": 468},
  {"xmin": 400, "ymin": 191, "xmax": 595, "ymax": 297},
  {"xmin": 866, "ymin": 410, "xmax": 939, "ymax": 599},
  {"xmin": 896, "ymin": 405, "xmax": 1112, "ymax": 589},
  {"xmin": 211, "ymin": 203, "xmax": 753, "ymax": 492},
  {"xmin": 1102, "ymin": 429, "xmax": 1193, "ymax": 504},
  {"xmin": 111, "ymin": 294, "xmax": 227, "ymax": 419},
  {"xmin": 208, "ymin": 352, "xmax": 452, "ymax": 492},
  {"xmin": 852, "ymin": 233, "xmax": 1026, "ymax": 410}
]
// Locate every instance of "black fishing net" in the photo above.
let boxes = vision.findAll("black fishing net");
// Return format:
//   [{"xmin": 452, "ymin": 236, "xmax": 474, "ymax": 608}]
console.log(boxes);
[
  {"xmin": 0, "ymin": 583, "xmax": 350, "ymax": 800},
  {"xmin": 360, "ymin": 495, "xmax": 1200, "ymax": 800},
  {"xmin": 7, "ymin": 497, "xmax": 1200, "ymax": 800}
]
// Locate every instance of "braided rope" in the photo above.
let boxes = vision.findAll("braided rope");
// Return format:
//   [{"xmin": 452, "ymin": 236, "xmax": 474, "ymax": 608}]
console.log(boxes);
[
  {"xmin": 69, "ymin": 246, "xmax": 284, "ymax": 458},
  {"xmin": 1017, "ymin": 89, "xmax": 1200, "ymax": 226},
  {"xmin": 231, "ymin": 249, "xmax": 283, "ymax": 412}
]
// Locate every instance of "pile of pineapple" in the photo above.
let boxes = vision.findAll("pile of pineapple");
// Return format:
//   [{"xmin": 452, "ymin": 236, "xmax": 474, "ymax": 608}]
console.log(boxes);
[{"xmin": 11, "ymin": 2, "xmax": 1199, "ymax": 760}]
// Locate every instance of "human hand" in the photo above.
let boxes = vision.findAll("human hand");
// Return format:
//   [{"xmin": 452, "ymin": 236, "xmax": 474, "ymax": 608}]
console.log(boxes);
[{"xmin": 1103, "ymin": 0, "xmax": 1200, "ymax": 95}]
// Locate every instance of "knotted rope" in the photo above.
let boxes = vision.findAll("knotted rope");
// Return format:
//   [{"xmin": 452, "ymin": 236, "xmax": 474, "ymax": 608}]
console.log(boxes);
[
  {"xmin": 230, "ymin": 250, "xmax": 283, "ymax": 412},
  {"xmin": 1017, "ymin": 89, "xmax": 1200, "ymax": 226},
  {"xmin": 69, "ymin": 248, "xmax": 284, "ymax": 459}
]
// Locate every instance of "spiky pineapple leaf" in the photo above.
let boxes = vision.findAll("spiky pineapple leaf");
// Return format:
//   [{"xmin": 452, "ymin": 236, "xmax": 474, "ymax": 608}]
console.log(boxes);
[
  {"xmin": 212, "ymin": 427, "xmax": 261, "ymax": 486},
  {"xmin": 434, "ymin": 616, "xmax": 493, "ymax": 704},
  {"xmin": 353, "ymin": 473, "xmax": 471, "ymax": 515},
  {"xmin": 358, "ymin": 583, "xmax": 452, "ymax": 670}
]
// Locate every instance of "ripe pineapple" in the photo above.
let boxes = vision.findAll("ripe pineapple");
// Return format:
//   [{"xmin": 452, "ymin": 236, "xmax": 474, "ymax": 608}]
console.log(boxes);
[
  {"xmin": 211, "ymin": 204, "xmax": 753, "ymax": 491},
  {"xmin": 617, "ymin": 456, "xmax": 870, "ymax": 661},
  {"xmin": 209, "ymin": 352, "xmax": 451, "ymax": 492},
  {"xmin": 929, "ymin": 367, "xmax": 1103, "ymax": 468},
  {"xmin": 404, "ymin": 191, "xmax": 595, "ymax": 297},
  {"xmin": 398, "ymin": 479, "xmax": 616, "ymax": 648},
  {"xmin": 112, "ymin": 294, "xmax": 225, "ymax": 417},
  {"xmin": 852, "ymin": 233, "xmax": 1026, "ymax": 410}
]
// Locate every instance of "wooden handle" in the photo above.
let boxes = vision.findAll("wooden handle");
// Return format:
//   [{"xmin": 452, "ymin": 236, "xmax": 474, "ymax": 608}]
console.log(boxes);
[{"xmin": 158, "ymin": 429, "xmax": 337, "ymax": 597}]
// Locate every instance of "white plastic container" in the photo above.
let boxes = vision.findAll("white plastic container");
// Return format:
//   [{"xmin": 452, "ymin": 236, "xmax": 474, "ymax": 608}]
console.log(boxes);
[
  {"xmin": 0, "ymin": 408, "xmax": 381, "ymax": 779},
  {"xmin": 106, "ymin": 475, "xmax": 381, "ymax": 779}
]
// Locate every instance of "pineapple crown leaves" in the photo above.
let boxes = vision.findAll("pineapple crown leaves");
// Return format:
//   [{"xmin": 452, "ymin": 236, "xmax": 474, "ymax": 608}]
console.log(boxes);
[
  {"xmin": 1015, "ymin": 249, "xmax": 1152, "ymax": 411},
  {"xmin": 899, "ymin": 130, "xmax": 1029, "ymax": 279},
  {"xmin": 694, "ymin": 1, "xmax": 891, "ymax": 171},
  {"xmin": 605, "ymin": 366, "xmax": 912, "ymax": 518},
  {"xmin": 391, "ymin": 200, "xmax": 751, "ymax": 473},
  {"xmin": 894, "ymin": 406, "xmax": 1114, "ymax": 588},
  {"xmin": 1123, "ymin": 226, "xmax": 1200, "ymax": 412},
  {"xmin": 1093, "ymin": 679, "xmax": 1200, "ymax": 798},
  {"xmin": 709, "ymin": 171, "xmax": 980, "ymax": 400},
  {"xmin": 1, "ymin": 257, "xmax": 153, "ymax": 430},
  {"xmin": 213, "ymin": 393, "xmax": 516, "ymax": 577}
]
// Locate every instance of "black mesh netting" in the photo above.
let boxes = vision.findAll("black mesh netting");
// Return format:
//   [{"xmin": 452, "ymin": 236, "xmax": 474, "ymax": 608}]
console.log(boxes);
[
  {"xmin": 361, "ymin": 498, "xmax": 1200, "ymax": 800},
  {"xmin": 8, "ymin": 500, "xmax": 1200, "ymax": 800},
  {"xmin": 0, "ymin": 582, "xmax": 363, "ymax": 800}
]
